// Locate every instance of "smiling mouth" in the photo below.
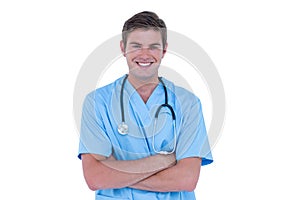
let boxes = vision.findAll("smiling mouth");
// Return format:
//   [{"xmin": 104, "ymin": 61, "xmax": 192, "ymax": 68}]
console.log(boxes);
[{"xmin": 136, "ymin": 62, "xmax": 153, "ymax": 67}]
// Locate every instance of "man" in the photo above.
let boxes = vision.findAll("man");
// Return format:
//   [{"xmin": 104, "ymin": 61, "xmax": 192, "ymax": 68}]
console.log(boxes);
[{"xmin": 78, "ymin": 11, "xmax": 213, "ymax": 199}]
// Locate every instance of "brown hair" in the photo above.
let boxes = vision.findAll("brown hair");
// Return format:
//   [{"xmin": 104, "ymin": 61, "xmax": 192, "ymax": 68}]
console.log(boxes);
[{"xmin": 122, "ymin": 11, "xmax": 167, "ymax": 49}]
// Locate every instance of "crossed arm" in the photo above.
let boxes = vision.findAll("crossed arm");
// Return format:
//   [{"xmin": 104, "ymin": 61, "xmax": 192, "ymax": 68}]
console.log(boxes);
[{"xmin": 81, "ymin": 153, "xmax": 201, "ymax": 192}]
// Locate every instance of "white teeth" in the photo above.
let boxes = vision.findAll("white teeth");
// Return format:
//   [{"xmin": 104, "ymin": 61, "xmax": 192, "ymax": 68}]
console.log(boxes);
[{"xmin": 138, "ymin": 62, "xmax": 151, "ymax": 67}]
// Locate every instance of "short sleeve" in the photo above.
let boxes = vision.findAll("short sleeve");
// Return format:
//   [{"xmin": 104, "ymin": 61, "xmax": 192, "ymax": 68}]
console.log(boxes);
[
  {"xmin": 78, "ymin": 92, "xmax": 112, "ymax": 159},
  {"xmin": 176, "ymin": 98, "xmax": 213, "ymax": 166}
]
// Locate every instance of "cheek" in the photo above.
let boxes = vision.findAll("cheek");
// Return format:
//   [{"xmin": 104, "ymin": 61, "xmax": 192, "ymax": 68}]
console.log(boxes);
[
  {"xmin": 154, "ymin": 49, "xmax": 164, "ymax": 56},
  {"xmin": 125, "ymin": 55, "xmax": 136, "ymax": 66},
  {"xmin": 154, "ymin": 52, "xmax": 164, "ymax": 60},
  {"xmin": 127, "ymin": 55, "xmax": 135, "ymax": 62}
]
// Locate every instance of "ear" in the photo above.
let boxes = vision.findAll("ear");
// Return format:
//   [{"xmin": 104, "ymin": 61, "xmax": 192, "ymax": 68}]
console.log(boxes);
[
  {"xmin": 162, "ymin": 42, "xmax": 168, "ymax": 58},
  {"xmin": 120, "ymin": 40, "xmax": 126, "ymax": 56}
]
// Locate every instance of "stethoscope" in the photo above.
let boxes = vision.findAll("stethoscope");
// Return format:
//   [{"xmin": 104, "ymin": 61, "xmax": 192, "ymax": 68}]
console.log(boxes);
[{"xmin": 117, "ymin": 74, "xmax": 177, "ymax": 155}]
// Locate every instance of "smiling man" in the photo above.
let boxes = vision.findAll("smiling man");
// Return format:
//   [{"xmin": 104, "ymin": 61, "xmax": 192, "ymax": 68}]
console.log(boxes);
[
  {"xmin": 78, "ymin": 11, "xmax": 213, "ymax": 200},
  {"xmin": 121, "ymin": 28, "xmax": 166, "ymax": 103}
]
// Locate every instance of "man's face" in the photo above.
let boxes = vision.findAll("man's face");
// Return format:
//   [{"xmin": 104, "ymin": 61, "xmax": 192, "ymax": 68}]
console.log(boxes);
[{"xmin": 120, "ymin": 29, "xmax": 167, "ymax": 83}]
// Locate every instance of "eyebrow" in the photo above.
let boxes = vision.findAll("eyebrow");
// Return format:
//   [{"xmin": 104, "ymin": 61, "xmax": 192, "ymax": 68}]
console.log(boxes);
[
  {"xmin": 128, "ymin": 42, "xmax": 141, "ymax": 46},
  {"xmin": 150, "ymin": 43, "xmax": 162, "ymax": 47},
  {"xmin": 128, "ymin": 42, "xmax": 161, "ymax": 46}
]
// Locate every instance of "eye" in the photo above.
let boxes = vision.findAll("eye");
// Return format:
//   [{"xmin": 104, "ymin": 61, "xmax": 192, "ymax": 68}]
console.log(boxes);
[
  {"xmin": 132, "ymin": 45, "xmax": 142, "ymax": 49},
  {"xmin": 149, "ymin": 45, "xmax": 160, "ymax": 50}
]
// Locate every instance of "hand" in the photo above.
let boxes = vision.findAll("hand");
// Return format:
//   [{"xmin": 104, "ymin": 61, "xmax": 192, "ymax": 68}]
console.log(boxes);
[
  {"xmin": 107, "ymin": 154, "xmax": 116, "ymax": 161},
  {"xmin": 154, "ymin": 153, "xmax": 176, "ymax": 169}
]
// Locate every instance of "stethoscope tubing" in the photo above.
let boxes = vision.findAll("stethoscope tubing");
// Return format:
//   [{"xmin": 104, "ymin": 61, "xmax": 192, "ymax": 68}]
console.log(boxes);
[
  {"xmin": 118, "ymin": 74, "xmax": 177, "ymax": 154},
  {"xmin": 120, "ymin": 74, "xmax": 128, "ymax": 124}
]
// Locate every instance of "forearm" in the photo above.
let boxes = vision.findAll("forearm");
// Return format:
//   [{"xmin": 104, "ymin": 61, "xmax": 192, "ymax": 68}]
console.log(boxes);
[
  {"xmin": 130, "ymin": 157, "xmax": 202, "ymax": 192},
  {"xmin": 101, "ymin": 153, "xmax": 176, "ymax": 174},
  {"xmin": 82, "ymin": 153, "xmax": 175, "ymax": 191}
]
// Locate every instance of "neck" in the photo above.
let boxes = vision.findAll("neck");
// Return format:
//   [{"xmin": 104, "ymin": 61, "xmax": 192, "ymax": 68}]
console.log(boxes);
[{"xmin": 127, "ymin": 75, "xmax": 159, "ymax": 103}]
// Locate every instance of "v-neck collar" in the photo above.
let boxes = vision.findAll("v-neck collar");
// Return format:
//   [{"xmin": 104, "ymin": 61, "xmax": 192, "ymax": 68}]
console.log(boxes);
[
  {"xmin": 145, "ymin": 82, "xmax": 164, "ymax": 108},
  {"xmin": 123, "ymin": 78, "xmax": 164, "ymax": 124},
  {"xmin": 124, "ymin": 79, "xmax": 164, "ymax": 108}
]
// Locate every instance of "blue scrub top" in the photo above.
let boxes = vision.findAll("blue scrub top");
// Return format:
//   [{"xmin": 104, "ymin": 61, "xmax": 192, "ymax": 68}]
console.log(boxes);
[{"xmin": 78, "ymin": 75, "xmax": 213, "ymax": 200}]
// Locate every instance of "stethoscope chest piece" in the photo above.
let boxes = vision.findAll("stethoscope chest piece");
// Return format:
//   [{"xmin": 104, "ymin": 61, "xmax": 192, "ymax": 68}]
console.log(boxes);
[{"xmin": 118, "ymin": 122, "xmax": 128, "ymax": 135}]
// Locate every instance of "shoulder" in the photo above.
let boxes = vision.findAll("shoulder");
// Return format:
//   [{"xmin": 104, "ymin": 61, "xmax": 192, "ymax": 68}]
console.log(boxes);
[
  {"xmin": 162, "ymin": 77, "xmax": 200, "ymax": 106},
  {"xmin": 85, "ymin": 76, "xmax": 124, "ymax": 103}
]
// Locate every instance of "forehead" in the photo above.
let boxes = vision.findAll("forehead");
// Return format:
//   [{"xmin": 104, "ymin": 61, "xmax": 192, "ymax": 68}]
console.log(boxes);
[{"xmin": 126, "ymin": 29, "xmax": 162, "ymax": 44}]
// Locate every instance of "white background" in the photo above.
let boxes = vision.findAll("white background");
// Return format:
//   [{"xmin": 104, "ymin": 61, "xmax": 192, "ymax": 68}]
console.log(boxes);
[{"xmin": 1, "ymin": 0, "xmax": 299, "ymax": 199}]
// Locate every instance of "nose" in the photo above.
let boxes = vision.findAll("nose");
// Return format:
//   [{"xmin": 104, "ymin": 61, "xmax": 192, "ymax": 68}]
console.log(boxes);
[
  {"xmin": 139, "ymin": 47, "xmax": 151, "ymax": 54},
  {"xmin": 136, "ymin": 47, "xmax": 152, "ymax": 59}
]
